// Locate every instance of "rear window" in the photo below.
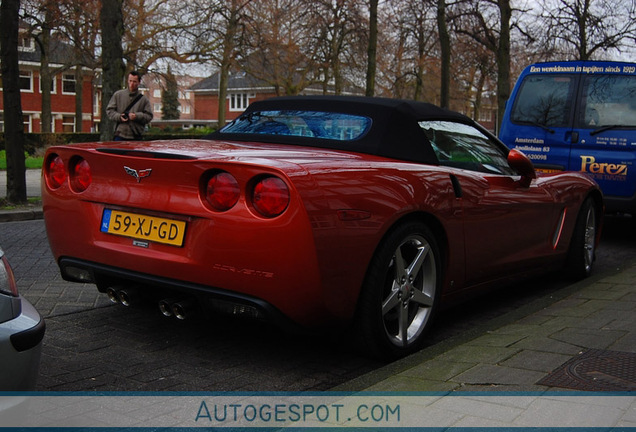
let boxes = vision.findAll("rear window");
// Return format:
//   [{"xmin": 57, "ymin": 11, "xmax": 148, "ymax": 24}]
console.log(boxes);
[
  {"xmin": 219, "ymin": 110, "xmax": 372, "ymax": 141},
  {"xmin": 511, "ymin": 75, "xmax": 575, "ymax": 128},
  {"xmin": 579, "ymin": 74, "xmax": 636, "ymax": 128}
]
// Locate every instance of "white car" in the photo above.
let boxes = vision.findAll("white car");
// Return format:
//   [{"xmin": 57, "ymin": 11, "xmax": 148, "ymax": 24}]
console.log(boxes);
[{"xmin": 0, "ymin": 247, "xmax": 44, "ymax": 390}]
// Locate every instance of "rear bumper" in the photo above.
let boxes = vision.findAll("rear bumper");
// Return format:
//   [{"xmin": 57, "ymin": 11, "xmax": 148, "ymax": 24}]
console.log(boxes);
[{"xmin": 58, "ymin": 257, "xmax": 301, "ymax": 330}]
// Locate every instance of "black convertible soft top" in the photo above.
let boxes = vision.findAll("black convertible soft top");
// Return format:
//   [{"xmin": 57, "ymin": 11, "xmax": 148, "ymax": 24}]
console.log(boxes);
[{"xmin": 210, "ymin": 95, "xmax": 480, "ymax": 164}]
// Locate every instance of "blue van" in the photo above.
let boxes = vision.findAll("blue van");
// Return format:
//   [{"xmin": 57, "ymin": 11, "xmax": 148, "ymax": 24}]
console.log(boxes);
[{"xmin": 499, "ymin": 61, "xmax": 636, "ymax": 214}]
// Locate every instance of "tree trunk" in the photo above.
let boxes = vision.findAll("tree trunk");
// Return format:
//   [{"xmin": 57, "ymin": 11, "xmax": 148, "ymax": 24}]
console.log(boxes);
[
  {"xmin": 75, "ymin": 67, "xmax": 84, "ymax": 132},
  {"xmin": 365, "ymin": 0, "xmax": 378, "ymax": 97},
  {"xmin": 1, "ymin": 0, "xmax": 27, "ymax": 203},
  {"xmin": 100, "ymin": 0, "xmax": 125, "ymax": 141},
  {"xmin": 39, "ymin": 5, "xmax": 53, "ymax": 133},
  {"xmin": 218, "ymin": 6, "xmax": 240, "ymax": 127},
  {"xmin": 496, "ymin": 0, "xmax": 511, "ymax": 134},
  {"xmin": 437, "ymin": 0, "xmax": 451, "ymax": 108}
]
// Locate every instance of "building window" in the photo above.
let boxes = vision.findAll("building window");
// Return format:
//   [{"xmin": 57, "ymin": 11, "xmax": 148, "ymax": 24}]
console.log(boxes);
[
  {"xmin": 62, "ymin": 74, "xmax": 76, "ymax": 94},
  {"xmin": 18, "ymin": 35, "xmax": 35, "ymax": 52},
  {"xmin": 181, "ymin": 105, "xmax": 191, "ymax": 115},
  {"xmin": 62, "ymin": 115, "xmax": 75, "ymax": 132},
  {"xmin": 19, "ymin": 71, "xmax": 33, "ymax": 92},
  {"xmin": 153, "ymin": 89, "xmax": 161, "ymax": 98},
  {"xmin": 478, "ymin": 110, "xmax": 492, "ymax": 123},
  {"xmin": 184, "ymin": 91, "xmax": 191, "ymax": 100},
  {"xmin": 93, "ymin": 91, "xmax": 101, "ymax": 116},
  {"xmin": 23, "ymin": 114, "xmax": 32, "ymax": 133},
  {"xmin": 229, "ymin": 93, "xmax": 249, "ymax": 111},
  {"xmin": 154, "ymin": 103, "xmax": 162, "ymax": 113}
]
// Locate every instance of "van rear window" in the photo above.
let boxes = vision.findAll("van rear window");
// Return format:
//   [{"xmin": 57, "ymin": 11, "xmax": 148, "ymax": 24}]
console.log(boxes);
[
  {"xmin": 511, "ymin": 75, "xmax": 575, "ymax": 128},
  {"xmin": 580, "ymin": 74, "xmax": 636, "ymax": 128}
]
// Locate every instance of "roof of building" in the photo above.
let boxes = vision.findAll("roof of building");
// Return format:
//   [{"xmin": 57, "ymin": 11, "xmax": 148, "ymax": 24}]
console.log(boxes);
[
  {"xmin": 190, "ymin": 71, "xmax": 271, "ymax": 92},
  {"xmin": 19, "ymin": 36, "xmax": 90, "ymax": 67}
]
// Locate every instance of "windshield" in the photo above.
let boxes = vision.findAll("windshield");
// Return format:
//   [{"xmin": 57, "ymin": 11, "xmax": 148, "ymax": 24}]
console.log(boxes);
[
  {"xmin": 511, "ymin": 75, "xmax": 575, "ymax": 128},
  {"xmin": 220, "ymin": 110, "xmax": 372, "ymax": 141}
]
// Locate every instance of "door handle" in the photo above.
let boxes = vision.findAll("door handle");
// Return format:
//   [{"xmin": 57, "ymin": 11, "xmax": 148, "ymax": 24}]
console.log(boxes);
[{"xmin": 570, "ymin": 131, "xmax": 579, "ymax": 144}]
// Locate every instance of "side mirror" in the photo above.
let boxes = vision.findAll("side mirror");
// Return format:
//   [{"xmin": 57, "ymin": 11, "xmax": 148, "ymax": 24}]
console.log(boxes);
[{"xmin": 508, "ymin": 149, "xmax": 536, "ymax": 187}]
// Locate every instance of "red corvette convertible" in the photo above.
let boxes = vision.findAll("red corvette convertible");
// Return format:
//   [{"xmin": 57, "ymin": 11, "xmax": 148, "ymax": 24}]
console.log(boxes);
[{"xmin": 42, "ymin": 96, "xmax": 602, "ymax": 358}]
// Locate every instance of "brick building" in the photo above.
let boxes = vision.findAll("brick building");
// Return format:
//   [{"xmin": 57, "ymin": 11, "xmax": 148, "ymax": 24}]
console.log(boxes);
[
  {"xmin": 0, "ymin": 32, "xmax": 100, "ymax": 133},
  {"xmin": 143, "ymin": 73, "xmax": 201, "ymax": 125}
]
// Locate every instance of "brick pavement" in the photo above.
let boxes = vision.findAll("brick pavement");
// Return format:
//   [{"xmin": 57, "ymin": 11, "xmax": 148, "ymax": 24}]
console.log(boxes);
[{"xmin": 337, "ymin": 260, "xmax": 636, "ymax": 395}]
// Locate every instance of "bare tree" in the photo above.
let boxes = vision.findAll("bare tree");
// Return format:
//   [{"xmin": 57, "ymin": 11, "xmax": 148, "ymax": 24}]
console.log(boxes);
[
  {"xmin": 20, "ymin": 0, "xmax": 65, "ymax": 134},
  {"xmin": 1, "ymin": 0, "xmax": 27, "ymax": 203},
  {"xmin": 538, "ymin": 0, "xmax": 636, "ymax": 60},
  {"xmin": 100, "ymin": 0, "xmax": 125, "ymax": 141},
  {"xmin": 379, "ymin": 0, "xmax": 438, "ymax": 101},
  {"xmin": 244, "ymin": 0, "xmax": 318, "ymax": 95},
  {"xmin": 310, "ymin": 0, "xmax": 367, "ymax": 94},
  {"xmin": 58, "ymin": 0, "xmax": 100, "ymax": 132},
  {"xmin": 218, "ymin": 0, "xmax": 250, "ymax": 125},
  {"xmin": 455, "ymin": 0, "xmax": 521, "ymax": 131},
  {"xmin": 181, "ymin": 0, "xmax": 250, "ymax": 126}
]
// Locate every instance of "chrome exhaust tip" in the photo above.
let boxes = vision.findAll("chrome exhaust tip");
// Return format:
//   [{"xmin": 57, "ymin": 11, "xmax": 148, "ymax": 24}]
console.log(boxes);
[
  {"xmin": 172, "ymin": 299, "xmax": 194, "ymax": 320},
  {"xmin": 118, "ymin": 288, "xmax": 140, "ymax": 307},
  {"xmin": 106, "ymin": 287, "xmax": 121, "ymax": 304},
  {"xmin": 158, "ymin": 298, "xmax": 176, "ymax": 317}
]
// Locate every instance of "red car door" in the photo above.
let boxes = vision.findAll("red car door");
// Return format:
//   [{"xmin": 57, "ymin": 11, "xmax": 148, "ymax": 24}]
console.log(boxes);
[
  {"xmin": 420, "ymin": 120, "xmax": 560, "ymax": 288},
  {"xmin": 456, "ymin": 170, "xmax": 558, "ymax": 286}
]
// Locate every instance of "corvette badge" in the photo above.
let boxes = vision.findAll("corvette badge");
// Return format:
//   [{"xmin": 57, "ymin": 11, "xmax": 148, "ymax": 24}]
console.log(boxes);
[{"xmin": 124, "ymin": 166, "xmax": 152, "ymax": 183}]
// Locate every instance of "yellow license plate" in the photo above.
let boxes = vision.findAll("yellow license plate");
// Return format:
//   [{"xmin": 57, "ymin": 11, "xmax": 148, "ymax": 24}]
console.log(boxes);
[{"xmin": 100, "ymin": 209, "xmax": 187, "ymax": 247}]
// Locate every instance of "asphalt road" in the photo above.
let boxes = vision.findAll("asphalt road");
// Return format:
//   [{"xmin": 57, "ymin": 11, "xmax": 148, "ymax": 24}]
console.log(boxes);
[{"xmin": 0, "ymin": 215, "xmax": 634, "ymax": 391}]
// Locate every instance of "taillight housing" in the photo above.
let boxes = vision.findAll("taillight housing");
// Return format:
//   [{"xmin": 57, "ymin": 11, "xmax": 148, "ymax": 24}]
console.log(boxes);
[
  {"xmin": 205, "ymin": 171, "xmax": 240, "ymax": 211},
  {"xmin": 70, "ymin": 158, "xmax": 92, "ymax": 192},
  {"xmin": 0, "ymin": 250, "xmax": 18, "ymax": 297},
  {"xmin": 46, "ymin": 154, "xmax": 66, "ymax": 189},
  {"xmin": 251, "ymin": 176, "xmax": 290, "ymax": 218}
]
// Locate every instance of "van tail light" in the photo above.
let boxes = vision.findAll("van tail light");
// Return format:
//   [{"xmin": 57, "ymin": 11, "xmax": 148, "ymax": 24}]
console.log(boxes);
[
  {"xmin": 206, "ymin": 172, "xmax": 240, "ymax": 211},
  {"xmin": 0, "ymin": 251, "xmax": 18, "ymax": 297},
  {"xmin": 252, "ymin": 176, "xmax": 289, "ymax": 217},
  {"xmin": 46, "ymin": 155, "xmax": 66, "ymax": 189},
  {"xmin": 70, "ymin": 158, "xmax": 92, "ymax": 192}
]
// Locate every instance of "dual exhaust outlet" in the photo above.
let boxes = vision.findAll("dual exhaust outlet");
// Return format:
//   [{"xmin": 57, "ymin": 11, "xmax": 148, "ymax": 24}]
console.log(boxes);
[
  {"xmin": 158, "ymin": 298, "xmax": 194, "ymax": 320},
  {"xmin": 106, "ymin": 286, "xmax": 195, "ymax": 320},
  {"xmin": 106, "ymin": 286, "xmax": 140, "ymax": 307}
]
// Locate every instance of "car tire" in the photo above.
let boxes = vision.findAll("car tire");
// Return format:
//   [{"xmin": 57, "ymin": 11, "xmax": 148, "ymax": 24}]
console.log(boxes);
[
  {"xmin": 354, "ymin": 222, "xmax": 441, "ymax": 360},
  {"xmin": 565, "ymin": 197, "xmax": 598, "ymax": 280}
]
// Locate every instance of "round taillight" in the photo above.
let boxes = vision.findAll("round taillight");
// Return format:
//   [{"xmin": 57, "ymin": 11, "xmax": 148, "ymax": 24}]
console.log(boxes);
[
  {"xmin": 47, "ymin": 155, "xmax": 66, "ymax": 189},
  {"xmin": 206, "ymin": 172, "xmax": 240, "ymax": 211},
  {"xmin": 252, "ymin": 176, "xmax": 290, "ymax": 217},
  {"xmin": 70, "ymin": 159, "xmax": 92, "ymax": 192}
]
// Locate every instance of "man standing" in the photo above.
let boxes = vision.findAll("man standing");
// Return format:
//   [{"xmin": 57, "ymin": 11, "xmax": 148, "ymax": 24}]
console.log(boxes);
[{"xmin": 106, "ymin": 71, "xmax": 153, "ymax": 140}]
